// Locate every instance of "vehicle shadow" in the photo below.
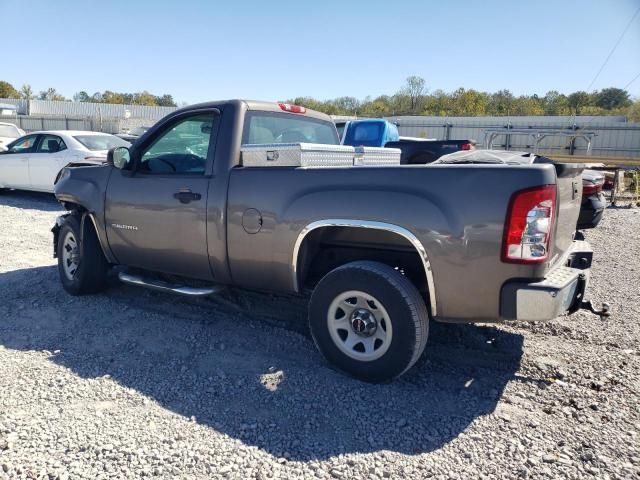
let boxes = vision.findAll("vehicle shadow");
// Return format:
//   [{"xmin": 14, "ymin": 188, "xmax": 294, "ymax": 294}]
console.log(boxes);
[
  {"xmin": 0, "ymin": 266, "xmax": 526, "ymax": 461},
  {"xmin": 0, "ymin": 190, "xmax": 63, "ymax": 212}
]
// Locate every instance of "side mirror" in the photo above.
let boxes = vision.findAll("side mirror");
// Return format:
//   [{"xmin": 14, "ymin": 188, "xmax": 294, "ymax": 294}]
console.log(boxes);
[{"xmin": 107, "ymin": 146, "xmax": 131, "ymax": 170}]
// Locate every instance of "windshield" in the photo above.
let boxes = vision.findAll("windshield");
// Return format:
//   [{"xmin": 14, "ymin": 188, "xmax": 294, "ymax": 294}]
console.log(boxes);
[
  {"xmin": 0, "ymin": 125, "xmax": 20, "ymax": 138},
  {"xmin": 242, "ymin": 112, "xmax": 338, "ymax": 145},
  {"xmin": 74, "ymin": 135, "xmax": 130, "ymax": 151}
]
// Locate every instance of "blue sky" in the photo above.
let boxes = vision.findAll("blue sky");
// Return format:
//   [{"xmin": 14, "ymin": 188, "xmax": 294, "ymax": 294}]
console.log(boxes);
[{"xmin": 2, "ymin": 0, "xmax": 639, "ymax": 104}]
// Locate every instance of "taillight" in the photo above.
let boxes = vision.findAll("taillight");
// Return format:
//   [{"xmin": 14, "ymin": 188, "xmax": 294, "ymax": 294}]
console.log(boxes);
[
  {"xmin": 582, "ymin": 183, "xmax": 601, "ymax": 195},
  {"xmin": 502, "ymin": 185, "xmax": 556, "ymax": 264},
  {"xmin": 279, "ymin": 103, "xmax": 306, "ymax": 114},
  {"xmin": 582, "ymin": 178, "xmax": 603, "ymax": 195},
  {"xmin": 461, "ymin": 142, "xmax": 474, "ymax": 151}
]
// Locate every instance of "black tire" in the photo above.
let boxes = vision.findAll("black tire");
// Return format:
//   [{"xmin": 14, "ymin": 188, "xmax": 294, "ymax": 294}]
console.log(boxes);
[
  {"xmin": 57, "ymin": 215, "xmax": 109, "ymax": 295},
  {"xmin": 309, "ymin": 260, "xmax": 429, "ymax": 382}
]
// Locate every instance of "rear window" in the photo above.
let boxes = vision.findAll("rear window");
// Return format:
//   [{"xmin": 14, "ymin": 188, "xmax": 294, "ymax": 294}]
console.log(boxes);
[
  {"xmin": 0, "ymin": 124, "xmax": 20, "ymax": 138},
  {"xmin": 73, "ymin": 135, "xmax": 130, "ymax": 151},
  {"xmin": 242, "ymin": 112, "xmax": 338, "ymax": 145},
  {"xmin": 344, "ymin": 122, "xmax": 384, "ymax": 147}
]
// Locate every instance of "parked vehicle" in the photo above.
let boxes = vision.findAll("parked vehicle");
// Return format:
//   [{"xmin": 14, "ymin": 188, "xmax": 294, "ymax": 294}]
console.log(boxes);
[
  {"xmin": 52, "ymin": 100, "xmax": 606, "ymax": 382},
  {"xmin": 0, "ymin": 122, "xmax": 25, "ymax": 151},
  {"xmin": 435, "ymin": 150, "xmax": 607, "ymax": 230},
  {"xmin": 578, "ymin": 169, "xmax": 606, "ymax": 229},
  {"xmin": 0, "ymin": 131, "xmax": 129, "ymax": 193},
  {"xmin": 341, "ymin": 119, "xmax": 475, "ymax": 163},
  {"xmin": 342, "ymin": 119, "xmax": 400, "ymax": 147},
  {"xmin": 116, "ymin": 126, "xmax": 152, "ymax": 143}
]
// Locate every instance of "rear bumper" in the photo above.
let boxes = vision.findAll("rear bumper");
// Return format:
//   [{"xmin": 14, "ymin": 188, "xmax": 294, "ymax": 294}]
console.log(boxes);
[
  {"xmin": 500, "ymin": 240, "xmax": 593, "ymax": 321},
  {"xmin": 577, "ymin": 193, "xmax": 605, "ymax": 229}
]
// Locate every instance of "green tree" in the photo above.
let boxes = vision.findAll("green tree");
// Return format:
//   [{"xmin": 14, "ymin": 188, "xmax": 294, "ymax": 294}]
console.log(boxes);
[
  {"xmin": 331, "ymin": 96, "xmax": 360, "ymax": 115},
  {"xmin": 155, "ymin": 94, "xmax": 177, "ymax": 107},
  {"xmin": 542, "ymin": 90, "xmax": 570, "ymax": 115},
  {"xmin": 101, "ymin": 91, "xmax": 125, "ymax": 104},
  {"xmin": 423, "ymin": 89, "xmax": 451, "ymax": 116},
  {"xmin": 0, "ymin": 80, "xmax": 20, "ymax": 98},
  {"xmin": 488, "ymin": 89, "xmax": 515, "ymax": 116},
  {"xmin": 567, "ymin": 91, "xmax": 591, "ymax": 114},
  {"xmin": 73, "ymin": 91, "xmax": 91, "ymax": 102},
  {"xmin": 90, "ymin": 92, "xmax": 104, "ymax": 103},
  {"xmin": 38, "ymin": 88, "xmax": 65, "ymax": 101},
  {"xmin": 449, "ymin": 88, "xmax": 488, "ymax": 116},
  {"xmin": 402, "ymin": 76, "xmax": 426, "ymax": 113},
  {"xmin": 19, "ymin": 84, "xmax": 34, "ymax": 100},
  {"xmin": 360, "ymin": 95, "xmax": 391, "ymax": 117},
  {"xmin": 512, "ymin": 95, "xmax": 544, "ymax": 115},
  {"xmin": 626, "ymin": 100, "xmax": 640, "ymax": 122},
  {"xmin": 133, "ymin": 91, "xmax": 157, "ymax": 106},
  {"xmin": 595, "ymin": 87, "xmax": 631, "ymax": 110}
]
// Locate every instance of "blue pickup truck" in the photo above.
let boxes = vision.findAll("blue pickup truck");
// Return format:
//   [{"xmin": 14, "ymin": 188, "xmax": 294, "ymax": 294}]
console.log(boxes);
[{"xmin": 338, "ymin": 118, "xmax": 475, "ymax": 164}]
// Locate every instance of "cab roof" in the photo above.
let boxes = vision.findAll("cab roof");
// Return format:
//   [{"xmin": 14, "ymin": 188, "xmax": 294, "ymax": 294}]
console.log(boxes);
[{"xmin": 175, "ymin": 99, "xmax": 333, "ymax": 123}]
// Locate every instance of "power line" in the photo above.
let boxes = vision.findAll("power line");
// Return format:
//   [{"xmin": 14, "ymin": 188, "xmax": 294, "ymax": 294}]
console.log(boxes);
[
  {"xmin": 622, "ymin": 71, "xmax": 640, "ymax": 91},
  {"xmin": 585, "ymin": 5, "xmax": 640, "ymax": 93}
]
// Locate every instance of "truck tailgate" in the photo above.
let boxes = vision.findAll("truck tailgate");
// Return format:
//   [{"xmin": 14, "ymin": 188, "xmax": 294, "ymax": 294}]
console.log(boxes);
[{"xmin": 549, "ymin": 163, "xmax": 584, "ymax": 267}]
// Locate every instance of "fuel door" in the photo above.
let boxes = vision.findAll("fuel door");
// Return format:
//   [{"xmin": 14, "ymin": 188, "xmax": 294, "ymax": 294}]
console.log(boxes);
[{"xmin": 242, "ymin": 208, "xmax": 263, "ymax": 234}]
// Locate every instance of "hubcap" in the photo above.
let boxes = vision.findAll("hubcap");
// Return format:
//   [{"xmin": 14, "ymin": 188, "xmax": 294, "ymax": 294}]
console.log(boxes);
[
  {"xmin": 61, "ymin": 231, "xmax": 80, "ymax": 281},
  {"xmin": 350, "ymin": 309, "xmax": 377, "ymax": 337},
  {"xmin": 327, "ymin": 290, "xmax": 393, "ymax": 362}
]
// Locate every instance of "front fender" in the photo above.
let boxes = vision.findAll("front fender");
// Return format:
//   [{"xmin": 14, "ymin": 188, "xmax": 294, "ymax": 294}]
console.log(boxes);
[{"xmin": 54, "ymin": 165, "xmax": 116, "ymax": 263}]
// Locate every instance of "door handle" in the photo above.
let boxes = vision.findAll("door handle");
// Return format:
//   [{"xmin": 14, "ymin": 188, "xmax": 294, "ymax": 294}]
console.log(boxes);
[{"xmin": 173, "ymin": 189, "xmax": 201, "ymax": 204}]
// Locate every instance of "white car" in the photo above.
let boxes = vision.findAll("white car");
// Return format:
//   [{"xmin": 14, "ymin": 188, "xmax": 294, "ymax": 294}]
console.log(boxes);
[
  {"xmin": 0, "ymin": 130, "xmax": 130, "ymax": 193},
  {"xmin": 0, "ymin": 123, "xmax": 26, "ymax": 151}
]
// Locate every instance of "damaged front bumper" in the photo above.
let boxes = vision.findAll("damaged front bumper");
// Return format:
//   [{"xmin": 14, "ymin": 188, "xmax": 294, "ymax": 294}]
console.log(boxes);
[{"xmin": 51, "ymin": 214, "xmax": 69, "ymax": 258}]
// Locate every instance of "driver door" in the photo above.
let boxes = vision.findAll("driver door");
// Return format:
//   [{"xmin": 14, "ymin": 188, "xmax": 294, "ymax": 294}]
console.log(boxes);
[{"xmin": 105, "ymin": 110, "xmax": 219, "ymax": 280}]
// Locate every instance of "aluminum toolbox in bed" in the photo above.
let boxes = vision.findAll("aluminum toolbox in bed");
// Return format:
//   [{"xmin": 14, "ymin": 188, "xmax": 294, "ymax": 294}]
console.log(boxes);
[
  {"xmin": 353, "ymin": 146, "xmax": 402, "ymax": 166},
  {"xmin": 240, "ymin": 143, "xmax": 401, "ymax": 167}
]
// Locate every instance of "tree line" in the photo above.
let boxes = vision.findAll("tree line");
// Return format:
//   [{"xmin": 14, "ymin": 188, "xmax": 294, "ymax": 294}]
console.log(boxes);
[
  {"xmin": 284, "ymin": 76, "xmax": 640, "ymax": 121},
  {"xmin": 0, "ymin": 81, "xmax": 177, "ymax": 107},
  {"xmin": 1, "ymin": 77, "xmax": 638, "ymax": 120}
]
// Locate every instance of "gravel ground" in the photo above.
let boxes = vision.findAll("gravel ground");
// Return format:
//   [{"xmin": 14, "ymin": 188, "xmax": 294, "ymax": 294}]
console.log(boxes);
[{"xmin": 0, "ymin": 191, "xmax": 638, "ymax": 480}]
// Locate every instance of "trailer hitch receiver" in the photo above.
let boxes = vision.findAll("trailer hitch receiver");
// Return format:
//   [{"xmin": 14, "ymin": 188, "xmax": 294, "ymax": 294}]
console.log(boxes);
[
  {"xmin": 569, "ymin": 273, "xmax": 610, "ymax": 320},
  {"xmin": 579, "ymin": 300, "xmax": 610, "ymax": 320}
]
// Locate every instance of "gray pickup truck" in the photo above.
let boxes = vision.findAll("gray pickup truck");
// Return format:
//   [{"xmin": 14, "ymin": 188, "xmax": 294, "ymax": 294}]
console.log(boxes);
[{"xmin": 52, "ymin": 100, "xmax": 607, "ymax": 382}]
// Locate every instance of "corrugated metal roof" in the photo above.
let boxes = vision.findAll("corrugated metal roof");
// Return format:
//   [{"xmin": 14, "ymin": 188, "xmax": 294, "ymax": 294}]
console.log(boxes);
[{"xmin": 0, "ymin": 98, "xmax": 177, "ymax": 119}]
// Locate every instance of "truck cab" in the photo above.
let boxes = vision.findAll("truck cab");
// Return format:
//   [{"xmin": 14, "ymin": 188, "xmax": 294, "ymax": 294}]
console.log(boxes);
[{"xmin": 342, "ymin": 119, "xmax": 399, "ymax": 147}]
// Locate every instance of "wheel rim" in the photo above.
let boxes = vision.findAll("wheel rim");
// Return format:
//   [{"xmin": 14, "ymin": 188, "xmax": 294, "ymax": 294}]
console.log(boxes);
[
  {"xmin": 61, "ymin": 231, "xmax": 80, "ymax": 281},
  {"xmin": 327, "ymin": 290, "xmax": 393, "ymax": 362}
]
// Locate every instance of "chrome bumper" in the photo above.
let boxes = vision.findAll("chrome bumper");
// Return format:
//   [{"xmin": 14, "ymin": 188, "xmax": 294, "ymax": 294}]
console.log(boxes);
[{"xmin": 501, "ymin": 241, "xmax": 593, "ymax": 321}]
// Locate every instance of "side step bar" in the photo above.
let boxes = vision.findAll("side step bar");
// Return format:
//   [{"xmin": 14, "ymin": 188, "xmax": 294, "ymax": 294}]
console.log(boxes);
[{"xmin": 118, "ymin": 272, "xmax": 224, "ymax": 297}]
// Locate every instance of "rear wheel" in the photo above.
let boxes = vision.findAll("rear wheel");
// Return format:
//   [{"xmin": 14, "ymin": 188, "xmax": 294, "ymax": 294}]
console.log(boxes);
[
  {"xmin": 309, "ymin": 261, "xmax": 429, "ymax": 382},
  {"xmin": 57, "ymin": 215, "xmax": 109, "ymax": 295}
]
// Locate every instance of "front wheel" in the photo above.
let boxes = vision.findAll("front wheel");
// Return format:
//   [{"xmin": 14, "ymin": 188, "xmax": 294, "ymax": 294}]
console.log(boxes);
[
  {"xmin": 57, "ymin": 215, "xmax": 109, "ymax": 295},
  {"xmin": 309, "ymin": 261, "xmax": 429, "ymax": 382}
]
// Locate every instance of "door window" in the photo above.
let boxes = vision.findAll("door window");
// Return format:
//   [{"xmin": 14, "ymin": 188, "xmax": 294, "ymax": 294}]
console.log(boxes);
[
  {"xmin": 37, "ymin": 135, "xmax": 67, "ymax": 153},
  {"xmin": 7, "ymin": 135, "xmax": 38, "ymax": 154},
  {"xmin": 139, "ymin": 113, "xmax": 216, "ymax": 174}
]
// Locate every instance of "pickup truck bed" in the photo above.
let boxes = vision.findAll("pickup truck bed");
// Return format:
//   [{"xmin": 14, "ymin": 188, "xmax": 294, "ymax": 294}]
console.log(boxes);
[
  {"xmin": 386, "ymin": 139, "xmax": 475, "ymax": 164},
  {"xmin": 52, "ymin": 99, "xmax": 604, "ymax": 382}
]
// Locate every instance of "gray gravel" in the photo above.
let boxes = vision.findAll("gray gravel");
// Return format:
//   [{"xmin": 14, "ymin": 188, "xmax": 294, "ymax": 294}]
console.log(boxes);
[{"xmin": 0, "ymin": 190, "xmax": 639, "ymax": 480}]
